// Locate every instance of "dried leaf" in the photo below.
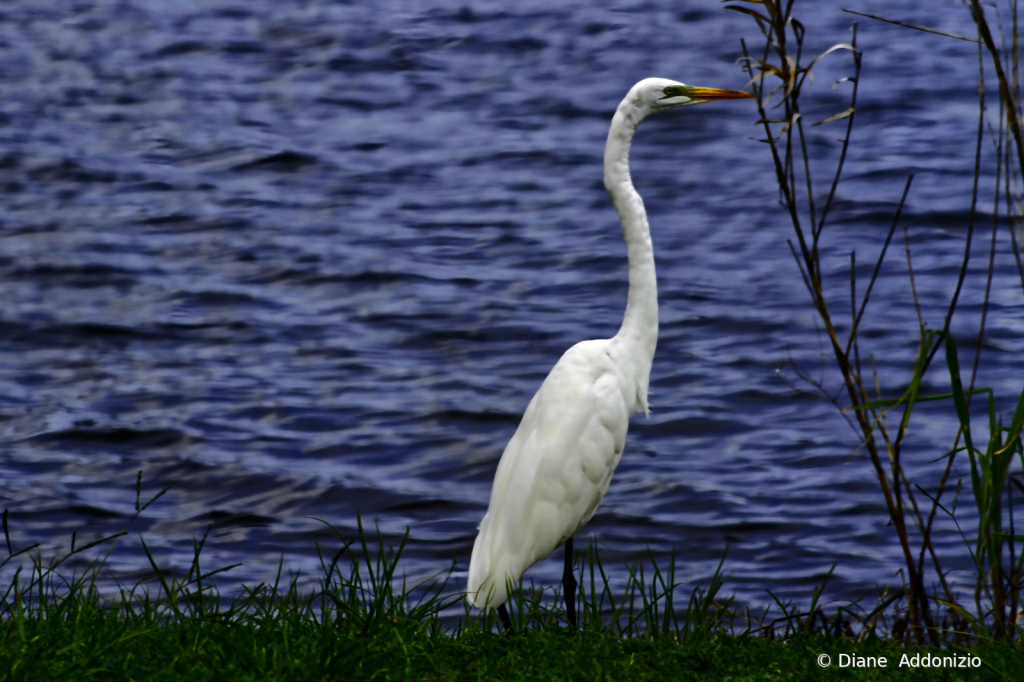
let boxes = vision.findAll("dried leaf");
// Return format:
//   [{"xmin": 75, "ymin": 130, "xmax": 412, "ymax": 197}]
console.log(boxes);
[
  {"xmin": 737, "ymin": 57, "xmax": 785, "ymax": 93},
  {"xmin": 724, "ymin": 6, "xmax": 772, "ymax": 26},
  {"xmin": 723, "ymin": 0, "xmax": 775, "ymax": 14},
  {"xmin": 756, "ymin": 113, "xmax": 799, "ymax": 140},
  {"xmin": 813, "ymin": 107, "xmax": 855, "ymax": 126},
  {"xmin": 737, "ymin": 57, "xmax": 785, "ymax": 76},
  {"xmin": 742, "ymin": 72, "xmax": 770, "ymax": 91},
  {"xmin": 780, "ymin": 112, "xmax": 800, "ymax": 136},
  {"xmin": 783, "ymin": 55, "xmax": 797, "ymax": 95},
  {"xmin": 795, "ymin": 43, "xmax": 858, "ymax": 94},
  {"xmin": 761, "ymin": 82, "xmax": 786, "ymax": 110},
  {"xmin": 804, "ymin": 43, "xmax": 858, "ymax": 75}
]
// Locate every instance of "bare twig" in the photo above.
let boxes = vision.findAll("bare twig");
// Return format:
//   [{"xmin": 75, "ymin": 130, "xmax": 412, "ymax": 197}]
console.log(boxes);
[
  {"xmin": 841, "ymin": 9, "xmax": 979, "ymax": 43},
  {"xmin": 971, "ymin": 96, "xmax": 1006, "ymax": 391},
  {"xmin": 815, "ymin": 24, "xmax": 862, "ymax": 243},
  {"xmin": 903, "ymin": 227, "xmax": 926, "ymax": 337},
  {"xmin": 844, "ymin": 176, "xmax": 914, "ymax": 359},
  {"xmin": 741, "ymin": 4, "xmax": 929, "ymax": 636},
  {"xmin": 973, "ymin": 0, "xmax": 1024, "ymax": 194}
]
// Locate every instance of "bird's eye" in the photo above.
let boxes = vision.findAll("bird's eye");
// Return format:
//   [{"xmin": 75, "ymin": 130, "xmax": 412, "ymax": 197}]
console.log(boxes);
[{"xmin": 660, "ymin": 85, "xmax": 694, "ymax": 100}]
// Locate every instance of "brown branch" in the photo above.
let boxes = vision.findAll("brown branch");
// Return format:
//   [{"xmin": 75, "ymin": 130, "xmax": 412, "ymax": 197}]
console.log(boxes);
[
  {"xmin": 844, "ymin": 176, "xmax": 914, "ymax": 359},
  {"xmin": 815, "ymin": 25, "xmax": 862, "ymax": 243},
  {"xmin": 972, "ymin": 0, "xmax": 1024, "ymax": 201}
]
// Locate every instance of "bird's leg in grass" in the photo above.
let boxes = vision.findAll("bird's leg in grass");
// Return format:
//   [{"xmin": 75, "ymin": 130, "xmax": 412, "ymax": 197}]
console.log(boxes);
[
  {"xmin": 497, "ymin": 603, "xmax": 513, "ymax": 633},
  {"xmin": 563, "ymin": 536, "xmax": 577, "ymax": 629}
]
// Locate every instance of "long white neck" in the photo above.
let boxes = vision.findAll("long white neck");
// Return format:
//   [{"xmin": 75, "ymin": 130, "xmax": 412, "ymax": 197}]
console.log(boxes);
[{"xmin": 604, "ymin": 101, "xmax": 657, "ymax": 415}]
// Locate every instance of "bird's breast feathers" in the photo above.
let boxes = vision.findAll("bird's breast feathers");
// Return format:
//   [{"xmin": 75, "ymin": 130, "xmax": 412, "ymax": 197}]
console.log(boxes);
[
  {"xmin": 486, "ymin": 340, "xmax": 631, "ymax": 550},
  {"xmin": 469, "ymin": 339, "xmax": 643, "ymax": 606}
]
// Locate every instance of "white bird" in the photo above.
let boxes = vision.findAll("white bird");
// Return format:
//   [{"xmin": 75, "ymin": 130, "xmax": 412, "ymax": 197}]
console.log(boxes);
[{"xmin": 467, "ymin": 78, "xmax": 753, "ymax": 630}]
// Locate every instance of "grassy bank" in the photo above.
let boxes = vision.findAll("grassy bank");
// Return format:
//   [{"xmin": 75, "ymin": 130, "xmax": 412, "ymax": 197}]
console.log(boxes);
[
  {"xmin": 2, "ymin": 512, "xmax": 1021, "ymax": 682},
  {"xmin": 4, "ymin": 616, "xmax": 1021, "ymax": 681}
]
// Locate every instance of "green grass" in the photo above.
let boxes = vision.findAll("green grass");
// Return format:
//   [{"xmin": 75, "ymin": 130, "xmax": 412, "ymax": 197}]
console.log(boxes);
[
  {"xmin": 2, "ymin": 514, "xmax": 1021, "ymax": 681},
  {"xmin": 5, "ymin": 616, "xmax": 1021, "ymax": 681}
]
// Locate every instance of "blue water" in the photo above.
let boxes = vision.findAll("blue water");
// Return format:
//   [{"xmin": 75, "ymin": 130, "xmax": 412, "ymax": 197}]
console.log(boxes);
[{"xmin": 1, "ymin": 0, "xmax": 1021, "ymax": 613}]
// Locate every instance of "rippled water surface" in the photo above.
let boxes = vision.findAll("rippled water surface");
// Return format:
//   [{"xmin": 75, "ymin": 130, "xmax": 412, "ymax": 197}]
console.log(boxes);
[{"xmin": 2, "ymin": 0, "xmax": 1022, "ymax": 611}]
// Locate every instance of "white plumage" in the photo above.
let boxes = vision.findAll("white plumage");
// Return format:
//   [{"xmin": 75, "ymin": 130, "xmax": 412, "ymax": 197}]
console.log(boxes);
[
  {"xmin": 466, "ymin": 78, "xmax": 753, "ymax": 616},
  {"xmin": 468, "ymin": 340, "xmax": 632, "ymax": 608}
]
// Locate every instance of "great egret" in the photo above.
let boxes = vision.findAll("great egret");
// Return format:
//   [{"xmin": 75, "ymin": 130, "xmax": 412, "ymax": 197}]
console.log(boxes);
[{"xmin": 467, "ymin": 78, "xmax": 753, "ymax": 631}]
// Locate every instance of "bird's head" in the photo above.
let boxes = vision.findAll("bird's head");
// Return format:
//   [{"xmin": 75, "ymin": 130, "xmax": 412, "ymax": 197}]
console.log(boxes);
[{"xmin": 627, "ymin": 77, "xmax": 754, "ymax": 117}]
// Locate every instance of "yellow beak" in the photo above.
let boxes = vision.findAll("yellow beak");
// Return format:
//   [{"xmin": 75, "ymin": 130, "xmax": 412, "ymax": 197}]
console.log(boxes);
[{"xmin": 683, "ymin": 86, "xmax": 756, "ymax": 100}]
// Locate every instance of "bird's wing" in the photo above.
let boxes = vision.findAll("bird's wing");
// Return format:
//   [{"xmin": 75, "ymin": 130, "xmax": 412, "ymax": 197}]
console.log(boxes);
[{"xmin": 468, "ymin": 339, "xmax": 631, "ymax": 607}]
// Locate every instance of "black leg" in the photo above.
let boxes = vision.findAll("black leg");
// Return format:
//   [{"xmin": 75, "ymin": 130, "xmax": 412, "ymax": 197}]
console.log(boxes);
[
  {"xmin": 497, "ymin": 603, "xmax": 513, "ymax": 634},
  {"xmin": 563, "ymin": 535, "xmax": 577, "ymax": 629}
]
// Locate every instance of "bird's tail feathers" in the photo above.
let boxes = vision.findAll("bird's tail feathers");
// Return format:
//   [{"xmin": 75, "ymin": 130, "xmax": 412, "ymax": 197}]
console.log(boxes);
[{"xmin": 467, "ymin": 512, "xmax": 492, "ymax": 608}]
